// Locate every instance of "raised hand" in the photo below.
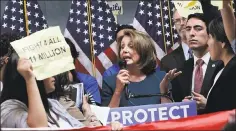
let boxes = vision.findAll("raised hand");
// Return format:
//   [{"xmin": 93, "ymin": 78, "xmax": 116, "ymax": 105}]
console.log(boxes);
[
  {"xmin": 17, "ymin": 58, "xmax": 34, "ymax": 80},
  {"xmin": 160, "ymin": 68, "xmax": 182, "ymax": 93}
]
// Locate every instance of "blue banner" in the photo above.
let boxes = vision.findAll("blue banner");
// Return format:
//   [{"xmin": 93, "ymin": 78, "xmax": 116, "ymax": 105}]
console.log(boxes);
[{"xmin": 107, "ymin": 101, "xmax": 197, "ymax": 126}]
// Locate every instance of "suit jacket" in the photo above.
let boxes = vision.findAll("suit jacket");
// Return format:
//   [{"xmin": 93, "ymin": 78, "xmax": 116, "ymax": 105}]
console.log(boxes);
[
  {"xmin": 160, "ymin": 45, "xmax": 186, "ymax": 73},
  {"xmin": 172, "ymin": 57, "xmax": 223, "ymax": 102},
  {"xmin": 204, "ymin": 56, "xmax": 236, "ymax": 114}
]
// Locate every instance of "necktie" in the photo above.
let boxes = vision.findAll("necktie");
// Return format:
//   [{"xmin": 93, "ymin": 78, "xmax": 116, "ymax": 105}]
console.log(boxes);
[
  {"xmin": 194, "ymin": 59, "xmax": 204, "ymax": 93},
  {"xmin": 188, "ymin": 49, "xmax": 193, "ymax": 59}
]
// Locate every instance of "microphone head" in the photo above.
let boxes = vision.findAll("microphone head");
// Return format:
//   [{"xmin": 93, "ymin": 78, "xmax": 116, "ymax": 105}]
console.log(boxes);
[{"xmin": 118, "ymin": 59, "xmax": 127, "ymax": 69}]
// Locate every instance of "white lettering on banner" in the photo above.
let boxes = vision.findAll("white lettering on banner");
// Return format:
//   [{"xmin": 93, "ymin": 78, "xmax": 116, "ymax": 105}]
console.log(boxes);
[
  {"xmin": 169, "ymin": 106, "xmax": 180, "ymax": 119},
  {"xmin": 134, "ymin": 109, "xmax": 148, "ymax": 123},
  {"xmin": 110, "ymin": 105, "xmax": 191, "ymax": 124},
  {"xmin": 147, "ymin": 108, "xmax": 157, "ymax": 121},
  {"xmin": 111, "ymin": 111, "xmax": 121, "ymax": 122},
  {"xmin": 122, "ymin": 111, "xmax": 133, "ymax": 125},
  {"xmin": 180, "ymin": 105, "xmax": 190, "ymax": 117},
  {"xmin": 158, "ymin": 107, "xmax": 168, "ymax": 120}
]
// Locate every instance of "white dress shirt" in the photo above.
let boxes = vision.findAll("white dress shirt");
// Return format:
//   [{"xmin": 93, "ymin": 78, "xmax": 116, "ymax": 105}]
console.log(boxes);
[
  {"xmin": 182, "ymin": 42, "xmax": 190, "ymax": 60},
  {"xmin": 191, "ymin": 52, "xmax": 210, "ymax": 91}
]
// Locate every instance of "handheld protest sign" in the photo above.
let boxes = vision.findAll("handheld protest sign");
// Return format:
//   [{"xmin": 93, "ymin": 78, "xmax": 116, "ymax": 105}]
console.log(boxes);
[
  {"xmin": 173, "ymin": 1, "xmax": 203, "ymax": 18},
  {"xmin": 11, "ymin": 26, "xmax": 75, "ymax": 80}
]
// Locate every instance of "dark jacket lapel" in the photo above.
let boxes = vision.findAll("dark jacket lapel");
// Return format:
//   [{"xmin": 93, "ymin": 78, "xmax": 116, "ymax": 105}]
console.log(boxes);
[
  {"xmin": 179, "ymin": 58, "xmax": 194, "ymax": 97},
  {"xmin": 173, "ymin": 45, "xmax": 186, "ymax": 69},
  {"xmin": 200, "ymin": 60, "xmax": 223, "ymax": 98}
]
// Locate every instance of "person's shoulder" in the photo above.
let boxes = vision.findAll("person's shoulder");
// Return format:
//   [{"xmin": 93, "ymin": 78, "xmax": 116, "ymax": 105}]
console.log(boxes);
[
  {"xmin": 1, "ymin": 99, "xmax": 26, "ymax": 107},
  {"xmin": 103, "ymin": 73, "xmax": 117, "ymax": 82},
  {"xmin": 161, "ymin": 46, "xmax": 183, "ymax": 61},
  {"xmin": 1, "ymin": 99, "xmax": 27, "ymax": 111},
  {"xmin": 48, "ymin": 98, "xmax": 66, "ymax": 110},
  {"xmin": 102, "ymin": 74, "xmax": 117, "ymax": 89}
]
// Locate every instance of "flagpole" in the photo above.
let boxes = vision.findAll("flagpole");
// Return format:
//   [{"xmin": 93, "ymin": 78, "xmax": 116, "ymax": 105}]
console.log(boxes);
[
  {"xmin": 23, "ymin": 0, "xmax": 29, "ymax": 36},
  {"xmin": 167, "ymin": 0, "xmax": 175, "ymax": 47},
  {"xmin": 87, "ymin": 0, "xmax": 96, "ymax": 77},
  {"xmin": 159, "ymin": 0, "xmax": 167, "ymax": 54}
]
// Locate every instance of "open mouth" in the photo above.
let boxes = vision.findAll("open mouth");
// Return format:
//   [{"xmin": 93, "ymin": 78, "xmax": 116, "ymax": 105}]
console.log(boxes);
[{"xmin": 123, "ymin": 56, "xmax": 131, "ymax": 61}]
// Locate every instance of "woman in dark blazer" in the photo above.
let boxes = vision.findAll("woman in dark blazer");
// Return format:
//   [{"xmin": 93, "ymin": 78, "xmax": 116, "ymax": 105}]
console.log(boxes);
[{"xmin": 192, "ymin": 16, "xmax": 236, "ymax": 114}]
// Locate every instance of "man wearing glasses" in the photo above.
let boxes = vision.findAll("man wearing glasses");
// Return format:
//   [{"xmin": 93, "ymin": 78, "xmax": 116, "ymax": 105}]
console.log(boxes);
[
  {"xmin": 160, "ymin": 9, "xmax": 191, "ymax": 74},
  {"xmin": 0, "ymin": 33, "xmax": 21, "ymax": 94}
]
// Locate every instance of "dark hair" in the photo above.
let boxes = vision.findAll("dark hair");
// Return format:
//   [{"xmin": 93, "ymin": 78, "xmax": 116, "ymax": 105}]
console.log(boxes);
[
  {"xmin": 0, "ymin": 33, "xmax": 21, "ymax": 57},
  {"xmin": 65, "ymin": 37, "xmax": 79, "ymax": 59},
  {"xmin": 48, "ymin": 37, "xmax": 81, "ymax": 99},
  {"xmin": 187, "ymin": 13, "xmax": 209, "ymax": 33},
  {"xmin": 117, "ymin": 29, "xmax": 157, "ymax": 75},
  {"xmin": 0, "ymin": 52, "xmax": 59, "ymax": 126},
  {"xmin": 208, "ymin": 17, "xmax": 233, "ymax": 53},
  {"xmin": 0, "ymin": 53, "xmax": 48, "ymax": 108},
  {"xmin": 49, "ymin": 70, "xmax": 80, "ymax": 99},
  {"xmin": 115, "ymin": 24, "xmax": 135, "ymax": 40}
]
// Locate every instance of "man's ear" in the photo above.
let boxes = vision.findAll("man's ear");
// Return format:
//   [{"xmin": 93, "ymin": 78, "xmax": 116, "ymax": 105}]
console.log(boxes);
[{"xmin": 221, "ymin": 42, "xmax": 226, "ymax": 49}]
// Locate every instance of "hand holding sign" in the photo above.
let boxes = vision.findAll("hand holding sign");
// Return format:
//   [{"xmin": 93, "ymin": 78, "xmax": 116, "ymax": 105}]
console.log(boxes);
[{"xmin": 17, "ymin": 58, "xmax": 34, "ymax": 80}]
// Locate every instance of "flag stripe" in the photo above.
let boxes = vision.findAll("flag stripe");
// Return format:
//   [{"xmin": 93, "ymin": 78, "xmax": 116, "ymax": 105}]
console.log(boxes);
[
  {"xmin": 97, "ymin": 52, "xmax": 113, "ymax": 69},
  {"xmin": 103, "ymin": 47, "xmax": 117, "ymax": 64},
  {"xmin": 95, "ymin": 56, "xmax": 106, "ymax": 74},
  {"xmin": 64, "ymin": 0, "xmax": 117, "ymax": 87}
]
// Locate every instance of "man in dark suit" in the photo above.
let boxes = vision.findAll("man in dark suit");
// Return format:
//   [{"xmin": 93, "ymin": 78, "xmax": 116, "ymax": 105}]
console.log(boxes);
[
  {"xmin": 160, "ymin": 10, "xmax": 191, "ymax": 73},
  {"xmin": 171, "ymin": 13, "xmax": 223, "ymax": 104}
]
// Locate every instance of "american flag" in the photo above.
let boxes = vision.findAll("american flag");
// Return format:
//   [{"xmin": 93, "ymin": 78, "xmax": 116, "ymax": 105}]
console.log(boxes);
[
  {"xmin": 1, "ymin": 0, "xmax": 48, "ymax": 36},
  {"xmin": 132, "ymin": 0, "xmax": 179, "ymax": 63},
  {"xmin": 64, "ymin": 0, "xmax": 117, "ymax": 87}
]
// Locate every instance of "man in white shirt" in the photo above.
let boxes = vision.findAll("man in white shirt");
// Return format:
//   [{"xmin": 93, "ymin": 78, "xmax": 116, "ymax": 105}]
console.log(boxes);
[{"xmin": 171, "ymin": 13, "xmax": 223, "ymax": 105}]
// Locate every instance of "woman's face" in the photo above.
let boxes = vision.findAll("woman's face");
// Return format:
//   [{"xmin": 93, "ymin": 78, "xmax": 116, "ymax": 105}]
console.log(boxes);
[
  {"xmin": 207, "ymin": 34, "xmax": 223, "ymax": 61},
  {"xmin": 119, "ymin": 36, "xmax": 140, "ymax": 66},
  {"xmin": 43, "ymin": 77, "xmax": 56, "ymax": 94}
]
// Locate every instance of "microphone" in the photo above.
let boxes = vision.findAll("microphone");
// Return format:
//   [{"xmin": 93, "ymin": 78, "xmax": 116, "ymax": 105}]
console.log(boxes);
[
  {"xmin": 118, "ymin": 59, "xmax": 127, "ymax": 69},
  {"xmin": 118, "ymin": 60, "xmax": 130, "ymax": 99}
]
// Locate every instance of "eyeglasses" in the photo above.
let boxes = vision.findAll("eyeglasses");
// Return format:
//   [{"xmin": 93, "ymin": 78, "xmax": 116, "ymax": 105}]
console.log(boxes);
[
  {"xmin": 173, "ymin": 17, "xmax": 187, "ymax": 25},
  {"xmin": 125, "ymin": 86, "xmax": 174, "ymax": 106}
]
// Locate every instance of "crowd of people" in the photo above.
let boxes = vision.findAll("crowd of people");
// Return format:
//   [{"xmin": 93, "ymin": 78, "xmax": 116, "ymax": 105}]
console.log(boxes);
[{"xmin": 0, "ymin": 0, "xmax": 235, "ymax": 130}]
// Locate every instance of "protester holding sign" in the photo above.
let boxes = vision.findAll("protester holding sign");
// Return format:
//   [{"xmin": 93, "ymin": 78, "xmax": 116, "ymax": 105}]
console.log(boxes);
[
  {"xmin": 0, "ymin": 52, "xmax": 123, "ymax": 130},
  {"xmin": 101, "ymin": 29, "xmax": 180, "ymax": 107},
  {"xmin": 0, "ymin": 53, "xmax": 81, "ymax": 127}
]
